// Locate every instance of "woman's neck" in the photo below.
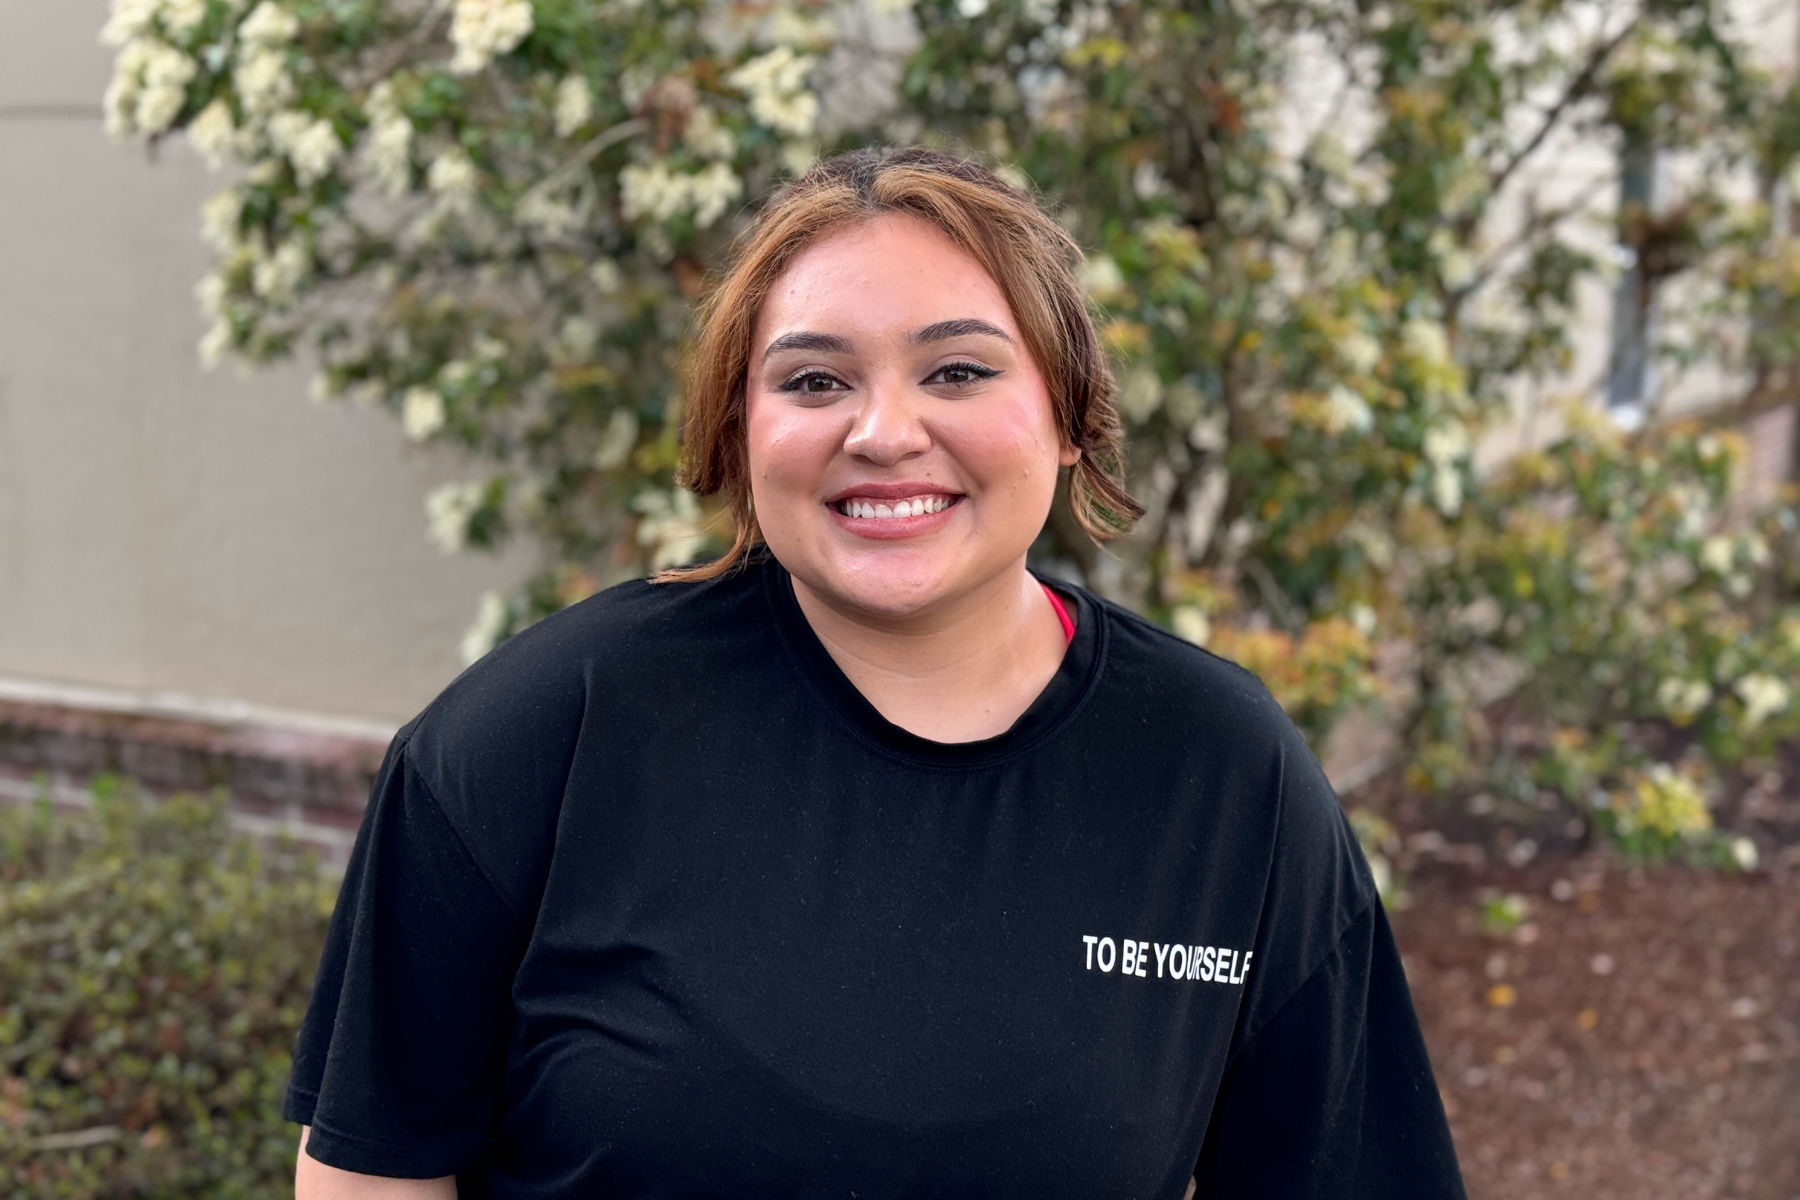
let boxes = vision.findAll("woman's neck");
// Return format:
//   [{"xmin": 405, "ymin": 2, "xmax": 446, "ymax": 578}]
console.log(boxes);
[{"xmin": 791, "ymin": 563, "xmax": 1070, "ymax": 743}]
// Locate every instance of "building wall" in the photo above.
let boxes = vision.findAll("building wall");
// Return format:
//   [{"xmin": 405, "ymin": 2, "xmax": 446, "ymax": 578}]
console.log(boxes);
[{"xmin": 0, "ymin": 0, "xmax": 526, "ymax": 725}]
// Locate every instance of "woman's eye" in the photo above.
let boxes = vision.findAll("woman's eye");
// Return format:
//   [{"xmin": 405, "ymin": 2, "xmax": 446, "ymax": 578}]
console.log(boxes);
[
  {"xmin": 928, "ymin": 362, "xmax": 999, "ymax": 387},
  {"xmin": 780, "ymin": 371, "xmax": 844, "ymax": 394}
]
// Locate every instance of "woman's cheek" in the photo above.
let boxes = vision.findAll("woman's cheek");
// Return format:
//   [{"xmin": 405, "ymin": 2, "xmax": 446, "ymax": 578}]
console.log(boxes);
[
  {"xmin": 945, "ymin": 399, "xmax": 1060, "ymax": 494},
  {"xmin": 749, "ymin": 400, "xmax": 837, "ymax": 517}
]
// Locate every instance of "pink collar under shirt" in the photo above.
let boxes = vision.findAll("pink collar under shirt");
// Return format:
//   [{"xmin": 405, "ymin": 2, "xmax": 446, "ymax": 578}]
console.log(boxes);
[{"xmin": 1041, "ymin": 582, "xmax": 1075, "ymax": 645}]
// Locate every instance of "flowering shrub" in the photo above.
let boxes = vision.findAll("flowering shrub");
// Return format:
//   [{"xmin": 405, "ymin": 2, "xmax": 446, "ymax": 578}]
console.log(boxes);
[
  {"xmin": 1405, "ymin": 410, "xmax": 1800, "ymax": 826},
  {"xmin": 102, "ymin": 0, "xmax": 1798, "ymax": 848}
]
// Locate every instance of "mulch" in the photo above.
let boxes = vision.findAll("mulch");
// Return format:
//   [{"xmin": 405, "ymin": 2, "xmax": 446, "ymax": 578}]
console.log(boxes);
[{"xmin": 1390, "ymin": 813, "xmax": 1800, "ymax": 1198}]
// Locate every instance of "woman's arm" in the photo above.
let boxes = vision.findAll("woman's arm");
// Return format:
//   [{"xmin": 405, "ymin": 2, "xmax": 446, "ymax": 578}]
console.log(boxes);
[{"xmin": 295, "ymin": 1128, "xmax": 457, "ymax": 1200}]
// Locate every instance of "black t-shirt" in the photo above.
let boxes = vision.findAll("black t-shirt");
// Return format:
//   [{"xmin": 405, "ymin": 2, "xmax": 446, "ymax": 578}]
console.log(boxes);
[{"xmin": 285, "ymin": 555, "xmax": 1465, "ymax": 1199}]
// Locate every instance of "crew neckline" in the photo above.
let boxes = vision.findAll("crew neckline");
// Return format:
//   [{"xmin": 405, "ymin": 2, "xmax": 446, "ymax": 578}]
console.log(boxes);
[{"xmin": 762, "ymin": 556, "xmax": 1105, "ymax": 769}]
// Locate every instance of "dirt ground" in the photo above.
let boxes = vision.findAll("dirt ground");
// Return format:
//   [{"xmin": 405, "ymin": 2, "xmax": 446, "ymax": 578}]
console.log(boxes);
[{"xmin": 1391, "ymin": 840, "xmax": 1800, "ymax": 1199}]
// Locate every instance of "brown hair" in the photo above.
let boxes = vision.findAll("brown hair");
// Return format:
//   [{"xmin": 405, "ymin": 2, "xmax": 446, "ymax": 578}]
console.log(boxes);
[{"xmin": 662, "ymin": 145, "xmax": 1142, "ymax": 581}]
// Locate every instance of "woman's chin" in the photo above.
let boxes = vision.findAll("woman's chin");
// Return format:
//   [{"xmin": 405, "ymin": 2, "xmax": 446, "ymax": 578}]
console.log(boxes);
[{"xmin": 797, "ymin": 549, "xmax": 972, "ymax": 623}]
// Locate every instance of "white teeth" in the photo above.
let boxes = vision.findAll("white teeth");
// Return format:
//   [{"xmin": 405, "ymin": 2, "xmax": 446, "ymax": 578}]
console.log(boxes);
[{"xmin": 839, "ymin": 494, "xmax": 955, "ymax": 519}]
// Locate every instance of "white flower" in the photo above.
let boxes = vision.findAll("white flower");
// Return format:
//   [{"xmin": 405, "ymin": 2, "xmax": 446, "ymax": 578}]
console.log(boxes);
[
  {"xmin": 198, "ymin": 317, "xmax": 232, "ymax": 368},
  {"xmin": 1670, "ymin": 482, "xmax": 1710, "ymax": 540},
  {"xmin": 682, "ymin": 105, "xmax": 736, "ymax": 160},
  {"xmin": 1730, "ymin": 836, "xmax": 1759, "ymax": 872},
  {"xmin": 200, "ymin": 187, "xmax": 242, "ymax": 251},
  {"xmin": 104, "ymin": 68, "xmax": 138, "ymax": 136},
  {"xmin": 517, "ymin": 190, "xmax": 584, "ymax": 238},
  {"xmin": 425, "ymin": 481, "xmax": 486, "ymax": 553},
  {"xmin": 362, "ymin": 83, "xmax": 414, "ymax": 196},
  {"xmin": 1735, "ymin": 673, "xmax": 1792, "ymax": 729},
  {"xmin": 308, "ymin": 371, "xmax": 341, "ymax": 405},
  {"xmin": 754, "ymin": 90, "xmax": 819, "ymax": 138},
  {"xmin": 1428, "ymin": 228, "xmax": 1475, "ymax": 290},
  {"xmin": 402, "ymin": 387, "xmax": 447, "ymax": 441},
  {"xmin": 1699, "ymin": 535, "xmax": 1734, "ymax": 575},
  {"xmin": 1430, "ymin": 468, "xmax": 1463, "ymax": 518},
  {"xmin": 557, "ymin": 315, "xmax": 598, "ymax": 360},
  {"xmin": 727, "ymin": 47, "xmax": 819, "ymax": 137},
  {"xmin": 689, "ymin": 161, "xmax": 743, "ymax": 228},
  {"xmin": 1077, "ymin": 254, "xmax": 1125, "ymax": 300},
  {"xmin": 594, "ymin": 408, "xmax": 639, "ymax": 470},
  {"xmin": 1402, "ymin": 316, "xmax": 1450, "ymax": 366},
  {"xmin": 234, "ymin": 46, "xmax": 293, "ymax": 114},
  {"xmin": 288, "ymin": 116, "xmax": 341, "ymax": 184},
  {"xmin": 553, "ymin": 74, "xmax": 592, "ymax": 138},
  {"xmin": 1308, "ymin": 130, "xmax": 1352, "ymax": 180},
  {"xmin": 250, "ymin": 237, "xmax": 309, "ymax": 302},
  {"xmin": 102, "ymin": 0, "xmax": 163, "ymax": 46},
  {"xmin": 633, "ymin": 488, "xmax": 709, "ymax": 569},
  {"xmin": 195, "ymin": 271, "xmax": 228, "ymax": 317},
  {"xmin": 163, "ymin": 0, "xmax": 207, "ymax": 35},
  {"xmin": 266, "ymin": 109, "xmax": 339, "ymax": 184},
  {"xmin": 1171, "ymin": 606, "xmax": 1211, "ymax": 646},
  {"xmin": 1322, "ymin": 385, "xmax": 1374, "ymax": 436},
  {"xmin": 427, "ymin": 144, "xmax": 479, "ymax": 204},
  {"xmin": 590, "ymin": 258, "xmax": 621, "ymax": 293},
  {"xmin": 135, "ymin": 83, "xmax": 187, "ymax": 134},
  {"xmin": 1424, "ymin": 423, "xmax": 1469, "ymax": 516},
  {"xmin": 129, "ymin": 42, "xmax": 197, "ymax": 134},
  {"xmin": 1656, "ymin": 676, "xmax": 1712, "ymax": 721},
  {"xmin": 620, "ymin": 160, "xmax": 719, "ymax": 225},
  {"xmin": 779, "ymin": 140, "xmax": 818, "ymax": 179},
  {"xmin": 449, "ymin": 0, "xmax": 534, "ymax": 75},
  {"xmin": 1367, "ymin": 854, "xmax": 1394, "ymax": 901},
  {"xmin": 238, "ymin": 1, "xmax": 298, "ymax": 44},
  {"xmin": 460, "ymin": 591, "xmax": 510, "ymax": 664},
  {"xmin": 1338, "ymin": 330, "xmax": 1382, "ymax": 376},
  {"xmin": 1422, "ymin": 421, "xmax": 1468, "ymax": 466},
  {"xmin": 187, "ymin": 98, "xmax": 235, "ymax": 168}
]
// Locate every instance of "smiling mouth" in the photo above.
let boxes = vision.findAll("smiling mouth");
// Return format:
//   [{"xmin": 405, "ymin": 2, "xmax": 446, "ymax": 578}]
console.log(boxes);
[{"xmin": 829, "ymin": 494, "xmax": 961, "ymax": 520}]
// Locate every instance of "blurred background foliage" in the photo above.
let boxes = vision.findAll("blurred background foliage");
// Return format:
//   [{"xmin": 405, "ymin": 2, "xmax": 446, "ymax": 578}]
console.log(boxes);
[
  {"xmin": 0, "ymin": 784, "xmax": 330, "ymax": 1198},
  {"xmin": 99, "ymin": 0, "xmax": 1800, "ymax": 861}
]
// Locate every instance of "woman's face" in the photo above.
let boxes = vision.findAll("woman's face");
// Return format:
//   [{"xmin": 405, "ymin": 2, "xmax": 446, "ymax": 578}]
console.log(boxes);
[{"xmin": 745, "ymin": 213, "xmax": 1077, "ymax": 620}]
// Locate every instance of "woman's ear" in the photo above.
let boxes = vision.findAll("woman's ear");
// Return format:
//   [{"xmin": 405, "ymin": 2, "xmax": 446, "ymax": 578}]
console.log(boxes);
[{"xmin": 1059, "ymin": 441, "xmax": 1083, "ymax": 469}]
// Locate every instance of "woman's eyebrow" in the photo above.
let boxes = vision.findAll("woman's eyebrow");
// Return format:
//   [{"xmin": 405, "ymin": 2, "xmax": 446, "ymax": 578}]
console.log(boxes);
[
  {"xmin": 911, "ymin": 318, "xmax": 1012, "ymax": 344},
  {"xmin": 763, "ymin": 331, "xmax": 853, "ymax": 359}
]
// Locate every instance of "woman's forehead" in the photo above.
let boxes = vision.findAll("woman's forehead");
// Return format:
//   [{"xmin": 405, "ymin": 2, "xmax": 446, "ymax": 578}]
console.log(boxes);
[{"xmin": 753, "ymin": 213, "xmax": 1018, "ymax": 349}]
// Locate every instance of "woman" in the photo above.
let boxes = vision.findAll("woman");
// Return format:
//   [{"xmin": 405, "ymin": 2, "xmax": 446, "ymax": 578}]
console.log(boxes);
[{"xmin": 289, "ymin": 146, "xmax": 1465, "ymax": 1199}]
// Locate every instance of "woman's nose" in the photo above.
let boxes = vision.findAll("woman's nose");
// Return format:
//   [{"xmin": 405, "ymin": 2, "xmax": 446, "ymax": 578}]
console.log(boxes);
[{"xmin": 842, "ymin": 377, "xmax": 931, "ymax": 465}]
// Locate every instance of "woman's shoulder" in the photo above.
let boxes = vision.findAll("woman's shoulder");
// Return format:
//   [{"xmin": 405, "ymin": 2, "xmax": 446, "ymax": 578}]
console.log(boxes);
[
  {"xmin": 399, "ymin": 563, "xmax": 769, "ymax": 810},
  {"xmin": 1085, "ymin": 591, "xmax": 1301, "ymax": 750}
]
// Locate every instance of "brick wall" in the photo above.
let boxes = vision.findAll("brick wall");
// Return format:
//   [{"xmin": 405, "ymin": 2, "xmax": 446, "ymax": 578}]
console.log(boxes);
[{"xmin": 0, "ymin": 688, "xmax": 390, "ymax": 865}]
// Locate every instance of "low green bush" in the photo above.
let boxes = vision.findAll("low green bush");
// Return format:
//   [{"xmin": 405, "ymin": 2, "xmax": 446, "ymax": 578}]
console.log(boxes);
[{"xmin": 0, "ymin": 779, "xmax": 333, "ymax": 1198}]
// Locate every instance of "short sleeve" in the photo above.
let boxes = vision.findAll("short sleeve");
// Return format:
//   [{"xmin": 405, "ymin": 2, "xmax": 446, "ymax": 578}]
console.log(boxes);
[
  {"xmin": 1191, "ymin": 901, "xmax": 1466, "ymax": 1199},
  {"xmin": 284, "ymin": 734, "xmax": 529, "ymax": 1178}
]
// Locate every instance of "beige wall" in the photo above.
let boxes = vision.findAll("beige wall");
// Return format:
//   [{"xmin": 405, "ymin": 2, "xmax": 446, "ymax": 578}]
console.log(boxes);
[{"xmin": 0, "ymin": 0, "xmax": 526, "ymax": 724}]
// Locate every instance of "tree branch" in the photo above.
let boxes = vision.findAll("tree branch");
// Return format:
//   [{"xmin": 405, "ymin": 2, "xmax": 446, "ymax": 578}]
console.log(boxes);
[
  {"xmin": 1470, "ymin": 13, "xmax": 1643, "ymax": 226},
  {"xmin": 522, "ymin": 118, "xmax": 652, "ymax": 201}
]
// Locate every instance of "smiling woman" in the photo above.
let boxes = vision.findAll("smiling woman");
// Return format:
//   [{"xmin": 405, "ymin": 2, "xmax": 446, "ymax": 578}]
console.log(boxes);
[{"xmin": 287, "ymin": 147, "xmax": 1465, "ymax": 1200}]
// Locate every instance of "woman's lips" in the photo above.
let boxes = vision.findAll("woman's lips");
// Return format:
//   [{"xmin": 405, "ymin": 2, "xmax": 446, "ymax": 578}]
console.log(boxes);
[{"xmin": 826, "ymin": 492, "xmax": 962, "ymax": 539}]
